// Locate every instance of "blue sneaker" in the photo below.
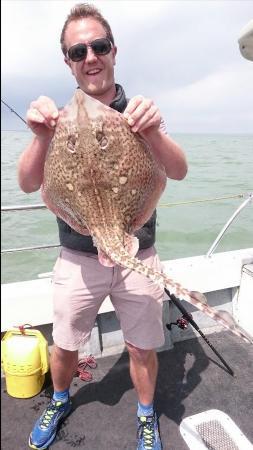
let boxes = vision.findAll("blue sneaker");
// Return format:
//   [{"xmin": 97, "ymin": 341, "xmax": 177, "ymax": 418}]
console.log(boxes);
[
  {"xmin": 137, "ymin": 413, "xmax": 162, "ymax": 450},
  {"xmin": 29, "ymin": 398, "xmax": 72, "ymax": 449}
]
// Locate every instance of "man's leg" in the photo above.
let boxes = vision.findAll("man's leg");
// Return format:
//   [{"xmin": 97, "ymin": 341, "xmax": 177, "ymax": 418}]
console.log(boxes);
[
  {"xmin": 126, "ymin": 343, "xmax": 158, "ymax": 405},
  {"xmin": 29, "ymin": 248, "xmax": 112, "ymax": 449},
  {"xmin": 50, "ymin": 345, "xmax": 78, "ymax": 391},
  {"xmin": 29, "ymin": 346, "xmax": 74, "ymax": 449},
  {"xmin": 126, "ymin": 342, "xmax": 162, "ymax": 450},
  {"xmin": 111, "ymin": 248, "xmax": 164, "ymax": 449}
]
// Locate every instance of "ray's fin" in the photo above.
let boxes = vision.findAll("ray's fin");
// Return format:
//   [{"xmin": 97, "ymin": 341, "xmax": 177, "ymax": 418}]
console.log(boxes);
[
  {"xmin": 98, "ymin": 233, "xmax": 139, "ymax": 267},
  {"xmin": 190, "ymin": 290, "xmax": 208, "ymax": 305},
  {"xmin": 187, "ymin": 292, "xmax": 253, "ymax": 344},
  {"xmin": 217, "ymin": 310, "xmax": 253, "ymax": 344},
  {"xmin": 98, "ymin": 249, "xmax": 115, "ymax": 267}
]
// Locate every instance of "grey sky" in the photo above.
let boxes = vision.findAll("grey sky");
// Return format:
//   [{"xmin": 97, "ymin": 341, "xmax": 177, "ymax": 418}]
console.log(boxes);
[{"xmin": 2, "ymin": 0, "xmax": 253, "ymax": 132}]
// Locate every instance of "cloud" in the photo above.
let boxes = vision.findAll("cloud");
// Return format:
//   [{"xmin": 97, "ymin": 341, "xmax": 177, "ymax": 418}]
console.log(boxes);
[
  {"xmin": 1, "ymin": 1, "xmax": 167, "ymax": 78},
  {"xmin": 164, "ymin": 64, "xmax": 253, "ymax": 110},
  {"xmin": 156, "ymin": 63, "xmax": 253, "ymax": 133},
  {"xmin": 2, "ymin": 0, "xmax": 253, "ymax": 132}
]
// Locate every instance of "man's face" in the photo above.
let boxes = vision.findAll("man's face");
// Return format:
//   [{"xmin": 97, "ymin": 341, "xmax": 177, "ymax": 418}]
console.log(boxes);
[{"xmin": 64, "ymin": 18, "xmax": 117, "ymax": 99}]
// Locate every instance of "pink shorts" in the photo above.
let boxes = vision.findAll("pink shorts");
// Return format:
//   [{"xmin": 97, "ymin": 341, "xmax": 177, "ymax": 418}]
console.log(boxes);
[{"xmin": 52, "ymin": 246, "xmax": 165, "ymax": 351}]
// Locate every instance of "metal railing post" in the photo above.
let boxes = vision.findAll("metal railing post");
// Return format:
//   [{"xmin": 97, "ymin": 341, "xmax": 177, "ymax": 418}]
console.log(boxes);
[{"xmin": 206, "ymin": 193, "xmax": 252, "ymax": 258}]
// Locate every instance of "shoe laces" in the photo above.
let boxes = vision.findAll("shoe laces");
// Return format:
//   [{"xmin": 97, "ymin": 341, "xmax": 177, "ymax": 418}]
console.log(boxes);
[
  {"xmin": 138, "ymin": 415, "xmax": 156, "ymax": 449},
  {"xmin": 39, "ymin": 400, "xmax": 64, "ymax": 430}
]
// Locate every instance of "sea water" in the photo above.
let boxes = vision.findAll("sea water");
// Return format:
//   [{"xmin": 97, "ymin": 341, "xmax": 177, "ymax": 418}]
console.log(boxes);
[{"xmin": 1, "ymin": 130, "xmax": 252, "ymax": 283}]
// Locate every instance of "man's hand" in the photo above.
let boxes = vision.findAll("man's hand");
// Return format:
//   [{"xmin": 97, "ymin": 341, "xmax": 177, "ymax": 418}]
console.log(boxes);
[
  {"xmin": 123, "ymin": 95, "xmax": 187, "ymax": 180},
  {"xmin": 123, "ymin": 95, "xmax": 161, "ymax": 137},
  {"xmin": 27, "ymin": 96, "xmax": 59, "ymax": 142},
  {"xmin": 18, "ymin": 96, "xmax": 59, "ymax": 193}
]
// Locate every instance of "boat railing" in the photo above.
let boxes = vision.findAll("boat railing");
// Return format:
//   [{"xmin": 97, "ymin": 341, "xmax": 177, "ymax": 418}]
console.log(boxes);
[
  {"xmin": 1, "ymin": 192, "xmax": 252, "ymax": 258},
  {"xmin": 205, "ymin": 192, "xmax": 252, "ymax": 257},
  {"xmin": 1, "ymin": 204, "xmax": 60, "ymax": 253}
]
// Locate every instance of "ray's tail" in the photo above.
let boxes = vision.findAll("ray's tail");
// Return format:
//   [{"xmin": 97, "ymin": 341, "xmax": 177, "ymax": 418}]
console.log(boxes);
[{"xmin": 100, "ymin": 236, "xmax": 253, "ymax": 344}]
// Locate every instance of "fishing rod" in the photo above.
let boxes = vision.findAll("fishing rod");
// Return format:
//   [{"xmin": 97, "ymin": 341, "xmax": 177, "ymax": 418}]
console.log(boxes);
[
  {"xmin": 1, "ymin": 99, "xmax": 27, "ymax": 125},
  {"xmin": 1, "ymin": 99, "xmax": 235, "ymax": 376},
  {"xmin": 165, "ymin": 288, "xmax": 234, "ymax": 376}
]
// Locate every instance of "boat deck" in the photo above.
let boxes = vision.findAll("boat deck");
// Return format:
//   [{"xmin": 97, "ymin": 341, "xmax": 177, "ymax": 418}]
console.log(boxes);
[{"xmin": 2, "ymin": 330, "xmax": 253, "ymax": 450}]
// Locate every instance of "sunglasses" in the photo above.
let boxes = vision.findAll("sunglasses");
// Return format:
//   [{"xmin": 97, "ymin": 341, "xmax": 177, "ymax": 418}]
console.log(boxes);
[{"xmin": 67, "ymin": 38, "xmax": 112, "ymax": 62}]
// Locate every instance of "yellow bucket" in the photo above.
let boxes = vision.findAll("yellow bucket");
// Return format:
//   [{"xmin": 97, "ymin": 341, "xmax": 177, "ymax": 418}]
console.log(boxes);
[{"xmin": 1, "ymin": 327, "xmax": 49, "ymax": 398}]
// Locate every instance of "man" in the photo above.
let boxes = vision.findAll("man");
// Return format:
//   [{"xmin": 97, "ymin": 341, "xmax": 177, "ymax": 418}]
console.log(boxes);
[{"xmin": 18, "ymin": 4, "xmax": 187, "ymax": 450}]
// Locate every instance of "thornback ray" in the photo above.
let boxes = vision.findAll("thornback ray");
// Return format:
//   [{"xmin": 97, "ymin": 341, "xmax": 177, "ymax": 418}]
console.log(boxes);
[{"xmin": 42, "ymin": 89, "xmax": 252, "ymax": 345}]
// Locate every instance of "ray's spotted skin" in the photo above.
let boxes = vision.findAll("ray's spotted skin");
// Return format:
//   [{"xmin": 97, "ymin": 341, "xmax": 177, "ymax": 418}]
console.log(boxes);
[{"xmin": 42, "ymin": 89, "xmax": 252, "ymax": 345}]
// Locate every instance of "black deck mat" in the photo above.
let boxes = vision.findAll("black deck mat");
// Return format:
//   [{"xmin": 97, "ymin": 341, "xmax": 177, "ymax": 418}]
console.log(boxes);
[{"xmin": 1, "ymin": 331, "xmax": 253, "ymax": 450}]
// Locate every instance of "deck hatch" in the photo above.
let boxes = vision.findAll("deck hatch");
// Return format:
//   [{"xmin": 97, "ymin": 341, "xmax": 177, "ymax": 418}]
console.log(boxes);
[
  {"xmin": 196, "ymin": 420, "xmax": 239, "ymax": 450},
  {"xmin": 180, "ymin": 409, "xmax": 253, "ymax": 450}
]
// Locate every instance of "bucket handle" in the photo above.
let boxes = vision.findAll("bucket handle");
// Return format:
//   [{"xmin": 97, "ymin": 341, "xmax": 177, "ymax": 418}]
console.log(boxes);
[{"xmin": 14, "ymin": 324, "xmax": 33, "ymax": 335}]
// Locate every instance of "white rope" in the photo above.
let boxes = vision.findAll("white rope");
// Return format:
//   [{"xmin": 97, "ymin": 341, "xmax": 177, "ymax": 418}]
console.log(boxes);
[{"xmin": 159, "ymin": 193, "xmax": 245, "ymax": 208}]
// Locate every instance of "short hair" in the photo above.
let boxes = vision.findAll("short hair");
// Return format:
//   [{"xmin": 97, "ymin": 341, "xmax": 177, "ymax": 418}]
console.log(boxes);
[{"xmin": 60, "ymin": 3, "xmax": 115, "ymax": 56}]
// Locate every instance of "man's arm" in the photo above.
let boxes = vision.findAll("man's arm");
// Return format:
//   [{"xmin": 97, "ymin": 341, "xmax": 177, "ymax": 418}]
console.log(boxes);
[
  {"xmin": 123, "ymin": 95, "xmax": 188, "ymax": 180},
  {"xmin": 139, "ymin": 127, "xmax": 187, "ymax": 180},
  {"xmin": 18, "ymin": 96, "xmax": 59, "ymax": 193},
  {"xmin": 18, "ymin": 136, "xmax": 52, "ymax": 193}
]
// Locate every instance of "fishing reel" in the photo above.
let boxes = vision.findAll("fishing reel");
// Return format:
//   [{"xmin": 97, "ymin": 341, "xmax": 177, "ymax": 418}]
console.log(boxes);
[{"xmin": 166, "ymin": 313, "xmax": 192, "ymax": 331}]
